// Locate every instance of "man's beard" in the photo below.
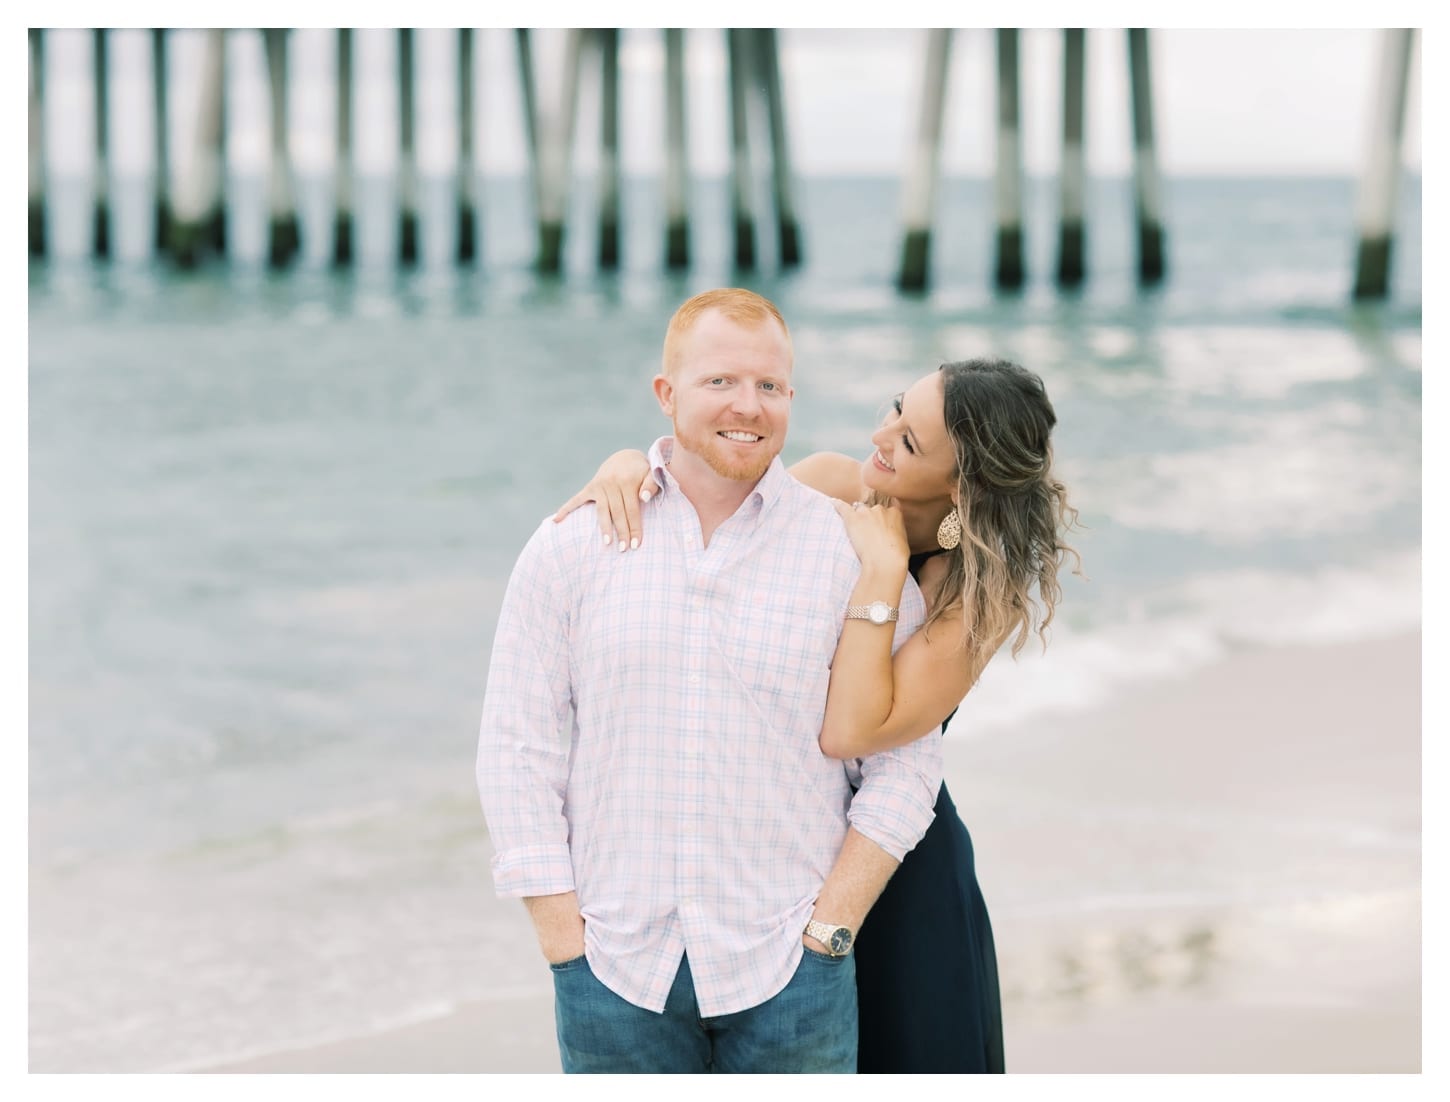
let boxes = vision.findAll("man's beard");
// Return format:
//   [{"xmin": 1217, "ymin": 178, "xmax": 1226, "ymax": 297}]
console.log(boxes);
[{"xmin": 674, "ymin": 421, "xmax": 778, "ymax": 482}]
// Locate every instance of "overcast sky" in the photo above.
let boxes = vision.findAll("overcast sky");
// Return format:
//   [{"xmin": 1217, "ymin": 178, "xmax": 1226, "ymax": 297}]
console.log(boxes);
[{"xmin": 33, "ymin": 28, "xmax": 1421, "ymax": 181}]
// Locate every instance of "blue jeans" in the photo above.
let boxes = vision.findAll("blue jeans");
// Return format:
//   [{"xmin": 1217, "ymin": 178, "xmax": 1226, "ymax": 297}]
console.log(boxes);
[{"xmin": 551, "ymin": 949, "xmax": 857, "ymax": 1073}]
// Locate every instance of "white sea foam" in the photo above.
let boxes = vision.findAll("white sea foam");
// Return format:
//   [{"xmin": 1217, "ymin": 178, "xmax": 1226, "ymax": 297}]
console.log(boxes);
[
  {"xmin": 1156, "ymin": 326, "xmax": 1370, "ymax": 398},
  {"xmin": 1069, "ymin": 410, "xmax": 1418, "ymax": 543},
  {"xmin": 953, "ymin": 549, "xmax": 1421, "ymax": 738}
]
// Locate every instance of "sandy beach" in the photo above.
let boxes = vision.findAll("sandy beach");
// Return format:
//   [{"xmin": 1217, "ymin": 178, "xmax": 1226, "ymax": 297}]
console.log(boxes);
[{"xmin": 205, "ymin": 631, "xmax": 1422, "ymax": 1074}]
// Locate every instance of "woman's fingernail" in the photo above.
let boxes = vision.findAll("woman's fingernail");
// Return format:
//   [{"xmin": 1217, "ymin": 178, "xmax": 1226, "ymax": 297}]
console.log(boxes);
[
  {"xmin": 630, "ymin": 538, "xmax": 639, "ymax": 550},
  {"xmin": 603, "ymin": 533, "xmax": 612, "ymax": 546},
  {"xmin": 618, "ymin": 540, "xmax": 627, "ymax": 553},
  {"xmin": 639, "ymin": 490, "xmax": 652, "ymax": 502}
]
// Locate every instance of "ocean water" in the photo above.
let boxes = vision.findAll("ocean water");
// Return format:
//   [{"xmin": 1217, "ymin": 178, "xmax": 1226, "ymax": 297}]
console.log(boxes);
[{"xmin": 28, "ymin": 173, "xmax": 1421, "ymax": 1071}]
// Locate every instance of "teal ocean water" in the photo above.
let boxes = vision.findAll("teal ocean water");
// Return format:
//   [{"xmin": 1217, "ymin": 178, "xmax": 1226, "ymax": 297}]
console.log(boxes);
[{"xmin": 29, "ymin": 173, "xmax": 1421, "ymax": 1070}]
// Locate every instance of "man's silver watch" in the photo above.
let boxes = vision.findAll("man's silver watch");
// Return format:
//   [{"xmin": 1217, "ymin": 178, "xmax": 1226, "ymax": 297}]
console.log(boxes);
[
  {"xmin": 844, "ymin": 600, "xmax": 898, "ymax": 626},
  {"xmin": 804, "ymin": 918, "xmax": 855, "ymax": 957}
]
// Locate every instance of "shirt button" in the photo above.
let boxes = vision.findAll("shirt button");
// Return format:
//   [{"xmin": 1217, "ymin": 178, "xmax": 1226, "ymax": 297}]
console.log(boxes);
[{"xmin": 688, "ymin": 674, "xmax": 702, "ymax": 686}]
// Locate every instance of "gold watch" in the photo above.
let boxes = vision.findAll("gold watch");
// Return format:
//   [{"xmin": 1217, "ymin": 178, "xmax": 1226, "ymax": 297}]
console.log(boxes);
[
  {"xmin": 804, "ymin": 918, "xmax": 855, "ymax": 957},
  {"xmin": 844, "ymin": 600, "xmax": 897, "ymax": 625}
]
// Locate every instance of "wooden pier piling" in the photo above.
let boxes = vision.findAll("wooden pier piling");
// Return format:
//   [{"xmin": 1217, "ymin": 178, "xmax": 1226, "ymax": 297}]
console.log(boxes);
[
  {"xmin": 536, "ymin": 29, "xmax": 585, "ymax": 274},
  {"xmin": 456, "ymin": 28, "xmax": 478, "ymax": 264},
  {"xmin": 92, "ymin": 29, "xmax": 110, "ymax": 259},
  {"xmin": 333, "ymin": 28, "xmax": 354, "ymax": 266},
  {"xmin": 1056, "ymin": 28, "xmax": 1087, "ymax": 288},
  {"xmin": 757, "ymin": 29, "xmax": 801, "ymax": 267},
  {"xmin": 1352, "ymin": 29, "xmax": 1415, "ymax": 300},
  {"xmin": 597, "ymin": 29, "xmax": 622, "ymax": 269},
  {"xmin": 152, "ymin": 30, "xmax": 173, "ymax": 254},
  {"xmin": 208, "ymin": 31, "xmax": 228, "ymax": 254},
  {"xmin": 515, "ymin": 30, "xmax": 543, "ymax": 231},
  {"xmin": 29, "ymin": 29, "xmax": 45, "ymax": 258},
  {"xmin": 726, "ymin": 28, "xmax": 756, "ymax": 270},
  {"xmin": 264, "ymin": 29, "xmax": 299, "ymax": 267},
  {"xmin": 897, "ymin": 29, "xmax": 952, "ymax": 292},
  {"xmin": 398, "ymin": 29, "xmax": 419, "ymax": 265},
  {"xmin": 994, "ymin": 29, "xmax": 1026, "ymax": 289},
  {"xmin": 1127, "ymin": 28, "xmax": 1165, "ymax": 285},
  {"xmin": 663, "ymin": 28, "xmax": 690, "ymax": 269},
  {"xmin": 171, "ymin": 29, "xmax": 226, "ymax": 267}
]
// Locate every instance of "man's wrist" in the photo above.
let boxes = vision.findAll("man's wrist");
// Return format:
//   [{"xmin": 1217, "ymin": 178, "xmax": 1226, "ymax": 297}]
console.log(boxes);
[
  {"xmin": 524, "ymin": 891, "xmax": 586, "ymax": 962},
  {"xmin": 539, "ymin": 920, "xmax": 586, "ymax": 963},
  {"xmin": 809, "ymin": 895, "xmax": 868, "ymax": 933}
]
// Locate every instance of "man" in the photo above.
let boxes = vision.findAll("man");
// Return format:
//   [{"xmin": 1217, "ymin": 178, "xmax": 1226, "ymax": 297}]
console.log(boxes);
[{"xmin": 477, "ymin": 288, "xmax": 942, "ymax": 1073}]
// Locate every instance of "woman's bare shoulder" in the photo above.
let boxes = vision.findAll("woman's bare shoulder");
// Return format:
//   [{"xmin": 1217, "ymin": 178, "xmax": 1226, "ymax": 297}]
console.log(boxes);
[
  {"xmin": 916, "ymin": 552, "xmax": 961, "ymax": 619},
  {"xmin": 787, "ymin": 452, "xmax": 864, "ymax": 503}
]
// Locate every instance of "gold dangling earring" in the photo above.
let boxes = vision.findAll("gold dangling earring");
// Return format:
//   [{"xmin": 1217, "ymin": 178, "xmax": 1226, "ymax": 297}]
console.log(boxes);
[{"xmin": 936, "ymin": 508, "xmax": 962, "ymax": 550}]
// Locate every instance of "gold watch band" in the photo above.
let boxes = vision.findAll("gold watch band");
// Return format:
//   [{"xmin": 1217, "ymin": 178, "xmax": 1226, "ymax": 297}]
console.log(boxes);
[
  {"xmin": 804, "ymin": 918, "xmax": 855, "ymax": 956},
  {"xmin": 844, "ymin": 601, "xmax": 898, "ymax": 623}
]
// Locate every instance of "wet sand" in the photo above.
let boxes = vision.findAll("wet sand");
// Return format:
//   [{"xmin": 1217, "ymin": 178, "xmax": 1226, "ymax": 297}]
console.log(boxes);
[{"xmin": 207, "ymin": 631, "xmax": 1422, "ymax": 1074}]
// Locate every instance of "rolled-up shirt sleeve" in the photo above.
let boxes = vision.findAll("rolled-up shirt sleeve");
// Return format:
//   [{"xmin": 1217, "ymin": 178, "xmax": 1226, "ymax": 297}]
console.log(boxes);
[
  {"xmin": 844, "ymin": 575, "xmax": 944, "ymax": 860},
  {"xmin": 476, "ymin": 519, "xmax": 578, "ymax": 897},
  {"xmin": 846, "ymin": 730, "xmax": 942, "ymax": 860}
]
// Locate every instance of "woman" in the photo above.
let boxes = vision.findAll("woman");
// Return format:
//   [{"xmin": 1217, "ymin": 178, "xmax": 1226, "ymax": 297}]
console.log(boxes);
[{"xmin": 554, "ymin": 358, "xmax": 1080, "ymax": 1073}]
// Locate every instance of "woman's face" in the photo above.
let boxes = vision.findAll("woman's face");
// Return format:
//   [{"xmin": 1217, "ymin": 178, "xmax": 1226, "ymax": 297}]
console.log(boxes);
[{"xmin": 861, "ymin": 371, "xmax": 959, "ymax": 506}]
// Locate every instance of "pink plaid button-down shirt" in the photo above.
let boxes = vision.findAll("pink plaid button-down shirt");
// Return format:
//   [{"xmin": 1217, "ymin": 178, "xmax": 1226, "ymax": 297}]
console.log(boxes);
[{"xmin": 477, "ymin": 437, "xmax": 942, "ymax": 1016}]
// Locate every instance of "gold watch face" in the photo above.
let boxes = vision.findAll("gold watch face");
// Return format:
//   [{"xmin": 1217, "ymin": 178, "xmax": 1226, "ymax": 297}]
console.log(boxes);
[
  {"xmin": 828, "ymin": 927, "xmax": 854, "ymax": 955},
  {"xmin": 868, "ymin": 601, "xmax": 889, "ymax": 624}
]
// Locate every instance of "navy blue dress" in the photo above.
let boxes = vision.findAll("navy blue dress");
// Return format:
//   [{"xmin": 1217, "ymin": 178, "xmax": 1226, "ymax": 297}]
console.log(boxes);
[{"xmin": 852, "ymin": 556, "xmax": 1005, "ymax": 1073}]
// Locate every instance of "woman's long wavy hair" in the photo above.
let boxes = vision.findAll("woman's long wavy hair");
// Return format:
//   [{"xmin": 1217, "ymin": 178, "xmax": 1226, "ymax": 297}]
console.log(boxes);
[{"xmin": 924, "ymin": 359, "xmax": 1082, "ymax": 676}]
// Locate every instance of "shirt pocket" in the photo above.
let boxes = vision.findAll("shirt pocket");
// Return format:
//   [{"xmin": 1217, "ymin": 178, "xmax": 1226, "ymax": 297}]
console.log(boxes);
[{"xmin": 712, "ymin": 597, "xmax": 840, "ymax": 736}]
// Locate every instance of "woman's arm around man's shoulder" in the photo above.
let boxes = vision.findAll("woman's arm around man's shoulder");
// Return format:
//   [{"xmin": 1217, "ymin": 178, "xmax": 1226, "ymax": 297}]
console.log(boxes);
[{"xmin": 788, "ymin": 451, "xmax": 862, "ymax": 503}]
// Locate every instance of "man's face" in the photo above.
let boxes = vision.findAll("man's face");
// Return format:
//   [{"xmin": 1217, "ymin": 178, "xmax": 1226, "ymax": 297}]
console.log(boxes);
[{"xmin": 654, "ymin": 310, "xmax": 794, "ymax": 483}]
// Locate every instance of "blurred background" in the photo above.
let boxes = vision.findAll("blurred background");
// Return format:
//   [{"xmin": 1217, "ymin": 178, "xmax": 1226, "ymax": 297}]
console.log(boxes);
[{"xmin": 28, "ymin": 26, "xmax": 1421, "ymax": 1073}]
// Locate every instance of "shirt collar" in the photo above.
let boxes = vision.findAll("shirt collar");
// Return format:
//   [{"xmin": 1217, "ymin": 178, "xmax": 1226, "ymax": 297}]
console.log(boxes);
[{"xmin": 647, "ymin": 436, "xmax": 791, "ymax": 515}]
